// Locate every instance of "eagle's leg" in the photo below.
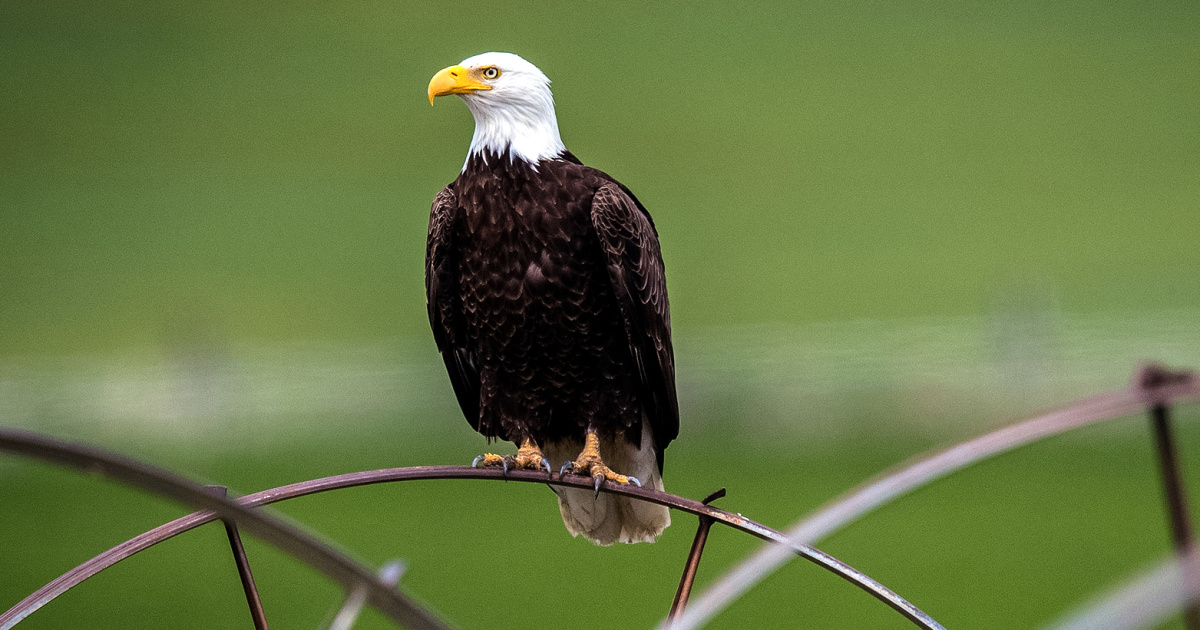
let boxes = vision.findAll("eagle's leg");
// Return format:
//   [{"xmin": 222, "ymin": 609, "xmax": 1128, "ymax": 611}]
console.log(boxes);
[
  {"xmin": 562, "ymin": 430, "xmax": 642, "ymax": 491},
  {"xmin": 472, "ymin": 437, "xmax": 552, "ymax": 474}
]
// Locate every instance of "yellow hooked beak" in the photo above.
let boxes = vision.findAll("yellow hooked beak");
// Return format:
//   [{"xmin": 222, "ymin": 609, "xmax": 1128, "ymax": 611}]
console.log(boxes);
[{"xmin": 427, "ymin": 65, "xmax": 492, "ymax": 105}]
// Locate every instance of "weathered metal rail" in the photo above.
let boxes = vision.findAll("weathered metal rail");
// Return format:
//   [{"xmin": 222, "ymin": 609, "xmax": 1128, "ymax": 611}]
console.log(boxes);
[
  {"xmin": 0, "ymin": 428, "xmax": 451, "ymax": 630},
  {"xmin": 0, "ymin": 430, "xmax": 944, "ymax": 630}
]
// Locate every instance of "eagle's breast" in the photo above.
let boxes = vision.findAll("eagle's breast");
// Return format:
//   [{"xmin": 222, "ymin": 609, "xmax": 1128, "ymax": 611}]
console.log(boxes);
[{"xmin": 451, "ymin": 156, "xmax": 636, "ymax": 441}]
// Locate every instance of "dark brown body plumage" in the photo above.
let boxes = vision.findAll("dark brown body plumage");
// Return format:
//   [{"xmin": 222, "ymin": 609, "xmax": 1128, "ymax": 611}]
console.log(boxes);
[{"xmin": 426, "ymin": 150, "xmax": 677, "ymax": 472}]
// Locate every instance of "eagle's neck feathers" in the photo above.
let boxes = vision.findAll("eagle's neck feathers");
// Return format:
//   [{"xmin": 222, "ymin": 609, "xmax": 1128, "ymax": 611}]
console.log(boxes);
[{"xmin": 461, "ymin": 76, "xmax": 565, "ymax": 171}]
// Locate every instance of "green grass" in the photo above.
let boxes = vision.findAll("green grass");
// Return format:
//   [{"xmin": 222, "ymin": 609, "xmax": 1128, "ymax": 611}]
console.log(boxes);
[
  {"xmin": 2, "ymin": 1, "xmax": 1199, "ymax": 628},
  {"xmin": 2, "ymin": 1, "xmax": 1198, "ymax": 354}
]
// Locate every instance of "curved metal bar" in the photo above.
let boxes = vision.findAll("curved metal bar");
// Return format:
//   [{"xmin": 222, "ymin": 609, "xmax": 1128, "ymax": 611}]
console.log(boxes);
[
  {"xmin": 0, "ymin": 428, "xmax": 451, "ymax": 630},
  {"xmin": 665, "ymin": 365, "xmax": 1200, "ymax": 630},
  {"xmin": 1, "ymin": 450, "xmax": 946, "ymax": 630},
  {"xmin": 1045, "ymin": 546, "xmax": 1200, "ymax": 630}
]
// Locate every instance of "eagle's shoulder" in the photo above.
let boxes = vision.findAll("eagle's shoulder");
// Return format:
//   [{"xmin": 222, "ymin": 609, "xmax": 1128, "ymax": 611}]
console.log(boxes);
[{"xmin": 553, "ymin": 156, "xmax": 655, "ymax": 224}]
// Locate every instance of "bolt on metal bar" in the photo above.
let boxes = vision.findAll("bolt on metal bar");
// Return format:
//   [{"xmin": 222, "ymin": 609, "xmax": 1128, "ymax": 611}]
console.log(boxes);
[
  {"xmin": 668, "ymin": 488, "xmax": 726, "ymax": 622},
  {"xmin": 207, "ymin": 486, "xmax": 270, "ymax": 630}
]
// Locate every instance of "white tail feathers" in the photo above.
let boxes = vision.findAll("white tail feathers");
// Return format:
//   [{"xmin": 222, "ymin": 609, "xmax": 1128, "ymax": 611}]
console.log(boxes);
[{"xmin": 544, "ymin": 423, "xmax": 670, "ymax": 545}]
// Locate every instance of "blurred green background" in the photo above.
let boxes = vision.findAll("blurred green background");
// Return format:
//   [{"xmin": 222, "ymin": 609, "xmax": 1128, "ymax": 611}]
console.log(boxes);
[{"xmin": 2, "ymin": 1, "xmax": 1199, "ymax": 628}]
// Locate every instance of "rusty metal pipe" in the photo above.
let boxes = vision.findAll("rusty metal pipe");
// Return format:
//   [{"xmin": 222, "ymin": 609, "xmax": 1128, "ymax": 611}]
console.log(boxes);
[
  {"xmin": 0, "ymin": 436, "xmax": 942, "ymax": 630},
  {"xmin": 207, "ymin": 486, "xmax": 270, "ymax": 630},
  {"xmin": 668, "ymin": 489, "xmax": 726, "ymax": 621},
  {"xmin": 1149, "ymin": 403, "xmax": 1200, "ymax": 629}
]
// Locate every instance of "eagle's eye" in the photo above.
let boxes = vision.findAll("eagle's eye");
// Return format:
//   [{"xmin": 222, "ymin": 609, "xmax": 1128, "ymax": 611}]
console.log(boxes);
[{"xmin": 481, "ymin": 66, "xmax": 500, "ymax": 80}]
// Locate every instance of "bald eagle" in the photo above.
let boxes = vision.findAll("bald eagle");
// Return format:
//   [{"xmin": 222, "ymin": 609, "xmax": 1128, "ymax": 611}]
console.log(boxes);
[{"xmin": 426, "ymin": 52, "xmax": 677, "ymax": 544}]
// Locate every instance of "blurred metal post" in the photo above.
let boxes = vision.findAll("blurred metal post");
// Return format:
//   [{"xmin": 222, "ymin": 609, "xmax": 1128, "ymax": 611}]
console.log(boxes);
[
  {"xmin": 329, "ymin": 561, "xmax": 405, "ymax": 630},
  {"xmin": 668, "ymin": 488, "xmax": 726, "ymax": 621},
  {"xmin": 208, "ymin": 485, "xmax": 269, "ymax": 630},
  {"xmin": 1149, "ymin": 403, "xmax": 1200, "ymax": 629}
]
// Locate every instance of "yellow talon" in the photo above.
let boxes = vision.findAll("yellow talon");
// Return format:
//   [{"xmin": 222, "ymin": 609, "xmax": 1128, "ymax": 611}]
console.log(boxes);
[
  {"xmin": 563, "ymin": 431, "xmax": 641, "ymax": 488},
  {"xmin": 472, "ymin": 438, "xmax": 551, "ymax": 473},
  {"xmin": 472, "ymin": 453, "xmax": 506, "ymax": 467}
]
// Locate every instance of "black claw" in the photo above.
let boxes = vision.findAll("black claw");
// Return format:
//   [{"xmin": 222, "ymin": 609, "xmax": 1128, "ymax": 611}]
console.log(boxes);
[
  {"xmin": 559, "ymin": 461, "xmax": 574, "ymax": 477},
  {"xmin": 541, "ymin": 457, "xmax": 552, "ymax": 475},
  {"xmin": 501, "ymin": 457, "xmax": 510, "ymax": 479},
  {"xmin": 593, "ymin": 475, "xmax": 603, "ymax": 498}
]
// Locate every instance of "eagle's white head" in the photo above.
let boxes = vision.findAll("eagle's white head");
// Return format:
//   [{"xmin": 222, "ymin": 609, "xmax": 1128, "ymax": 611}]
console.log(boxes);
[{"xmin": 428, "ymin": 52, "xmax": 566, "ymax": 170}]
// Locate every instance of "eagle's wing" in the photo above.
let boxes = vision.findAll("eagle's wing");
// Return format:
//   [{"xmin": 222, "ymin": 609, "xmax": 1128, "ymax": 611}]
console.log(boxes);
[
  {"xmin": 589, "ymin": 182, "xmax": 679, "ymax": 472},
  {"xmin": 426, "ymin": 186, "xmax": 481, "ymax": 429}
]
